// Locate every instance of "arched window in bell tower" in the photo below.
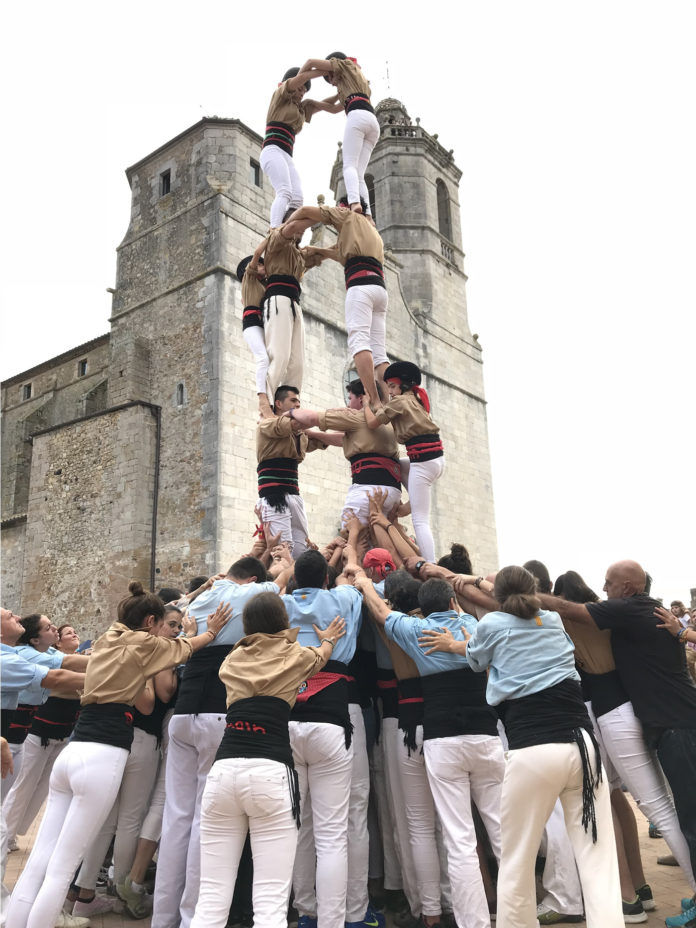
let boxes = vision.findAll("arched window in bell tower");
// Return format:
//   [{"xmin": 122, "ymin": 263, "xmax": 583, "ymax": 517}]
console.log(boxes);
[
  {"xmin": 436, "ymin": 179, "xmax": 452, "ymax": 242},
  {"xmin": 365, "ymin": 173, "xmax": 376, "ymax": 222}
]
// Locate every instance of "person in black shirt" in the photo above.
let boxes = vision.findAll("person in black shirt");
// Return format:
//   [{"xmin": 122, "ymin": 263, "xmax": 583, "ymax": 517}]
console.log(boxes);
[{"xmin": 537, "ymin": 560, "xmax": 696, "ymax": 924}]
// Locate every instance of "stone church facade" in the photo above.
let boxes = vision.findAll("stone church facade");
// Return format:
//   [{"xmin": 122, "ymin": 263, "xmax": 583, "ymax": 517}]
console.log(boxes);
[{"xmin": 1, "ymin": 99, "xmax": 498, "ymax": 637}]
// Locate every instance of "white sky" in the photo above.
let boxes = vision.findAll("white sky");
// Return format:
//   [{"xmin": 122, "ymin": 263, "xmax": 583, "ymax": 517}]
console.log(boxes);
[{"xmin": 1, "ymin": 1, "xmax": 694, "ymax": 601}]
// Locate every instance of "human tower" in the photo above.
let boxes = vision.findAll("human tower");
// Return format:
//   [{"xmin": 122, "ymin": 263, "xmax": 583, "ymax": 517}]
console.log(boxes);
[{"xmin": 237, "ymin": 52, "xmax": 445, "ymax": 564}]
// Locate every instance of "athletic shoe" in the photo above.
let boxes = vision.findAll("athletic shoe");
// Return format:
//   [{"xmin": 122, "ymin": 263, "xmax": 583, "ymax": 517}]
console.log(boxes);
[
  {"xmin": 346, "ymin": 907, "xmax": 386, "ymax": 928},
  {"xmin": 7, "ymin": 837, "xmax": 18, "ymax": 853},
  {"xmin": 73, "ymin": 895, "xmax": 117, "ymax": 917},
  {"xmin": 536, "ymin": 904, "xmax": 584, "ymax": 924},
  {"xmin": 622, "ymin": 896, "xmax": 647, "ymax": 923},
  {"xmin": 648, "ymin": 821, "xmax": 663, "ymax": 838},
  {"xmin": 55, "ymin": 913, "xmax": 91, "ymax": 928},
  {"xmin": 683, "ymin": 898, "xmax": 696, "ymax": 912},
  {"xmin": 115, "ymin": 878, "xmax": 149, "ymax": 919},
  {"xmin": 665, "ymin": 903, "xmax": 696, "ymax": 928},
  {"xmin": 297, "ymin": 917, "xmax": 317, "ymax": 928},
  {"xmin": 635, "ymin": 884, "xmax": 656, "ymax": 912},
  {"xmin": 658, "ymin": 854, "xmax": 679, "ymax": 866}
]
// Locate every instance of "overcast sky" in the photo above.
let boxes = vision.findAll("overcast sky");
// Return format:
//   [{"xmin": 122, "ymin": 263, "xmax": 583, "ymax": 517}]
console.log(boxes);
[{"xmin": 2, "ymin": 1, "xmax": 694, "ymax": 601}]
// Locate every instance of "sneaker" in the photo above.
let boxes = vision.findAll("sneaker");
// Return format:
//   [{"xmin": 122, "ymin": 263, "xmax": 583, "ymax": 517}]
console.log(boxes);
[
  {"xmin": 55, "ymin": 914, "xmax": 91, "ymax": 928},
  {"xmin": 536, "ymin": 904, "xmax": 584, "ymax": 925},
  {"xmin": 298, "ymin": 917, "xmax": 317, "ymax": 928},
  {"xmin": 683, "ymin": 899, "xmax": 696, "ymax": 912},
  {"xmin": 658, "ymin": 854, "xmax": 679, "ymax": 866},
  {"xmin": 635, "ymin": 884, "xmax": 656, "ymax": 912},
  {"xmin": 115, "ymin": 878, "xmax": 149, "ymax": 919},
  {"xmin": 347, "ymin": 908, "xmax": 386, "ymax": 928},
  {"xmin": 7, "ymin": 837, "xmax": 18, "ymax": 853},
  {"xmin": 648, "ymin": 821, "xmax": 663, "ymax": 839},
  {"xmin": 622, "ymin": 896, "xmax": 647, "ymax": 923},
  {"xmin": 73, "ymin": 896, "xmax": 117, "ymax": 917},
  {"xmin": 666, "ymin": 903, "xmax": 696, "ymax": 928}
]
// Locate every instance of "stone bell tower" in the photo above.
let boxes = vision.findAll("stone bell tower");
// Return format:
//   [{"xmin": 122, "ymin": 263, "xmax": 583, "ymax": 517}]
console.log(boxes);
[{"xmin": 330, "ymin": 98, "xmax": 497, "ymax": 565}]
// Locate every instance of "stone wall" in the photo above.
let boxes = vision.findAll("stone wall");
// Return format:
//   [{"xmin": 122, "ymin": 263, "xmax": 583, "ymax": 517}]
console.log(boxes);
[
  {"xmin": 19, "ymin": 403, "xmax": 157, "ymax": 636},
  {"xmin": 0, "ymin": 519, "xmax": 26, "ymax": 612},
  {"xmin": 1, "ymin": 337, "xmax": 110, "ymax": 518}
]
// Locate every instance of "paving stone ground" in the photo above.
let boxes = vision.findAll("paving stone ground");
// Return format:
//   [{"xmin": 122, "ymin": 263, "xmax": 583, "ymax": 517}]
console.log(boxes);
[{"xmin": 5, "ymin": 795, "xmax": 691, "ymax": 927}]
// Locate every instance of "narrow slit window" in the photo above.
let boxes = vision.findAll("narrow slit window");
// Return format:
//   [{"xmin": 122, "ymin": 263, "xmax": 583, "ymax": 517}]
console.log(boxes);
[
  {"xmin": 176, "ymin": 383, "xmax": 185, "ymax": 406},
  {"xmin": 22, "ymin": 383, "xmax": 32, "ymax": 401},
  {"xmin": 160, "ymin": 169, "xmax": 171, "ymax": 196},
  {"xmin": 250, "ymin": 159, "xmax": 261, "ymax": 187},
  {"xmin": 77, "ymin": 359, "xmax": 88, "ymax": 377}
]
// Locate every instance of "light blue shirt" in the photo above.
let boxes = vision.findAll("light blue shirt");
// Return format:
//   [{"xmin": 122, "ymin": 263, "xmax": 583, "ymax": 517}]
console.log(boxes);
[
  {"xmin": 187, "ymin": 578, "xmax": 279, "ymax": 646},
  {"xmin": 283, "ymin": 585, "xmax": 363, "ymax": 664},
  {"xmin": 14, "ymin": 646, "xmax": 64, "ymax": 706},
  {"xmin": 385, "ymin": 609, "xmax": 477, "ymax": 676},
  {"xmin": 466, "ymin": 609, "xmax": 579, "ymax": 706},
  {"xmin": 1, "ymin": 644, "xmax": 49, "ymax": 710}
]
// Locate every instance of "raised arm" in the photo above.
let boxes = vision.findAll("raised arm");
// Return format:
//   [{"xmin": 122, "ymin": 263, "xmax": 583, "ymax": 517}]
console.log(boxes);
[
  {"xmin": 282, "ymin": 205, "xmax": 324, "ymax": 239},
  {"xmin": 249, "ymin": 235, "xmax": 270, "ymax": 271},
  {"xmin": 354, "ymin": 575, "xmax": 392, "ymax": 626},
  {"xmin": 536, "ymin": 594, "xmax": 596, "ymax": 627}
]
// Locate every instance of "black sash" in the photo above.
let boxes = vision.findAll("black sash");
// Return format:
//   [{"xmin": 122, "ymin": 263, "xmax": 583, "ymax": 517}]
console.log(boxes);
[
  {"xmin": 72, "ymin": 703, "xmax": 134, "ymax": 751},
  {"xmin": 398, "ymin": 676, "xmax": 424, "ymax": 754},
  {"xmin": 345, "ymin": 93, "xmax": 375, "ymax": 115},
  {"xmin": 30, "ymin": 696, "xmax": 80, "ymax": 746},
  {"xmin": 175, "ymin": 645, "xmax": 234, "ymax": 716},
  {"xmin": 7, "ymin": 703, "xmax": 37, "ymax": 745},
  {"xmin": 344, "ymin": 255, "xmax": 385, "ymax": 290},
  {"xmin": 257, "ymin": 457, "xmax": 299, "ymax": 513},
  {"xmin": 349, "ymin": 453, "xmax": 401, "ymax": 489},
  {"xmin": 404, "ymin": 433, "xmax": 444, "ymax": 462},
  {"xmin": 421, "ymin": 667, "xmax": 498, "ymax": 740},
  {"xmin": 262, "ymin": 122, "xmax": 296, "ymax": 156},
  {"xmin": 290, "ymin": 659, "xmax": 353, "ymax": 747}
]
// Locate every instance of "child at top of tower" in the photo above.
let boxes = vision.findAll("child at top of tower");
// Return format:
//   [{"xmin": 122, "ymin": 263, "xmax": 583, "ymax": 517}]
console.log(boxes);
[
  {"xmin": 300, "ymin": 53, "xmax": 380, "ymax": 216},
  {"xmin": 363, "ymin": 361, "xmax": 445, "ymax": 563},
  {"xmin": 260, "ymin": 66, "xmax": 340, "ymax": 229}
]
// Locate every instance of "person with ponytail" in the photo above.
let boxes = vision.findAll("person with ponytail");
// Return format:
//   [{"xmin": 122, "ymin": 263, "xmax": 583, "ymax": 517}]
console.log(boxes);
[
  {"xmin": 364, "ymin": 361, "xmax": 444, "ymax": 562},
  {"xmin": 301, "ymin": 53, "xmax": 378, "ymax": 215},
  {"xmin": 418, "ymin": 565, "xmax": 623, "ymax": 928},
  {"xmin": 190, "ymin": 592, "xmax": 345, "ymax": 928},
  {"xmin": 6, "ymin": 581, "xmax": 232, "ymax": 928}
]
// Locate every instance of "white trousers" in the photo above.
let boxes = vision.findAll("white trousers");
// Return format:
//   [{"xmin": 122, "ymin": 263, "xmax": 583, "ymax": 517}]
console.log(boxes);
[
  {"xmin": 342, "ymin": 110, "xmax": 380, "ymax": 211},
  {"xmin": 151, "ymin": 712, "xmax": 226, "ymax": 928},
  {"xmin": 260, "ymin": 146, "xmax": 303, "ymax": 228},
  {"xmin": 497, "ymin": 734, "xmax": 623, "ymax": 928},
  {"xmin": 191, "ymin": 758, "xmax": 298, "ymax": 928},
  {"xmin": 258, "ymin": 495, "xmax": 310, "ymax": 560},
  {"xmin": 342, "ymin": 484, "xmax": 401, "ymax": 529},
  {"xmin": 424, "ymin": 734, "xmax": 504, "ymax": 928},
  {"xmin": 381, "ymin": 718, "xmax": 420, "ymax": 914},
  {"xmin": 539, "ymin": 800, "xmax": 584, "ymax": 915},
  {"xmin": 289, "ymin": 721, "xmax": 352, "ymax": 928},
  {"xmin": 76, "ymin": 727, "xmax": 161, "ymax": 888},
  {"xmin": 264, "ymin": 295, "xmax": 304, "ymax": 404},
  {"xmin": 3, "ymin": 736, "xmax": 67, "ymax": 843},
  {"xmin": 399, "ymin": 457, "xmax": 445, "ymax": 562},
  {"xmin": 5, "ymin": 741, "xmax": 128, "ymax": 928},
  {"xmin": 140, "ymin": 709, "xmax": 173, "ymax": 843},
  {"xmin": 597, "ymin": 699, "xmax": 696, "ymax": 888},
  {"xmin": 344, "ymin": 285, "xmax": 389, "ymax": 364},
  {"xmin": 243, "ymin": 325, "xmax": 270, "ymax": 396},
  {"xmin": 392, "ymin": 722, "xmax": 447, "ymax": 917},
  {"xmin": 370, "ymin": 720, "xmax": 402, "ymax": 891},
  {"xmin": 346, "ymin": 705, "xmax": 370, "ymax": 922},
  {"xmin": 0, "ymin": 746, "xmax": 24, "ymax": 805}
]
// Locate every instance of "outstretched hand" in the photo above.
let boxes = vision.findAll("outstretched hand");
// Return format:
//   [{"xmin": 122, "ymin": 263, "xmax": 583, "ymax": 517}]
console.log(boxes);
[
  {"xmin": 207, "ymin": 603, "xmax": 233, "ymax": 637},
  {"xmin": 655, "ymin": 605, "xmax": 682, "ymax": 637},
  {"xmin": 314, "ymin": 615, "xmax": 347, "ymax": 642},
  {"xmin": 417, "ymin": 626, "xmax": 469, "ymax": 655}
]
